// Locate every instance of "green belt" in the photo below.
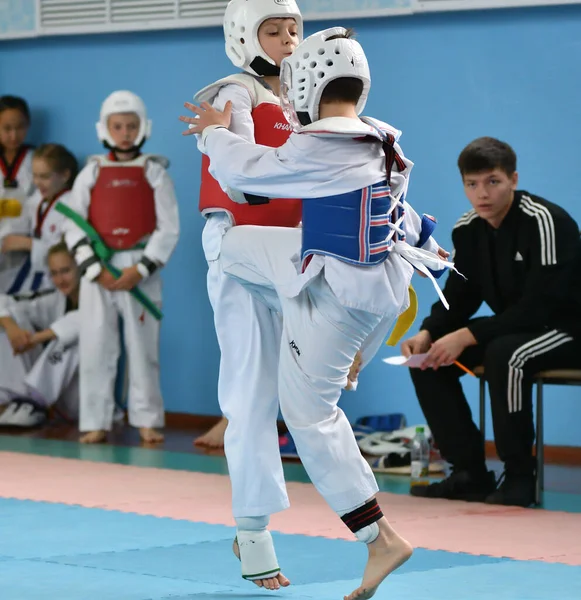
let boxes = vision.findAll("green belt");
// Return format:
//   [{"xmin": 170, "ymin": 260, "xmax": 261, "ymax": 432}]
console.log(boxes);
[{"xmin": 55, "ymin": 202, "xmax": 163, "ymax": 321}]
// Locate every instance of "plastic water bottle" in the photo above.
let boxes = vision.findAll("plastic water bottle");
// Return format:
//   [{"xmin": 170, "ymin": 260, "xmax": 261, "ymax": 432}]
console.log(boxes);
[{"xmin": 410, "ymin": 426, "xmax": 430, "ymax": 489}]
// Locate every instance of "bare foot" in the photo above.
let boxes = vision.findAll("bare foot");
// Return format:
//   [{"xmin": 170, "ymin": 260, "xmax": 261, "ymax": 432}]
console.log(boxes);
[
  {"xmin": 344, "ymin": 517, "xmax": 413, "ymax": 600},
  {"xmin": 194, "ymin": 417, "xmax": 227, "ymax": 449},
  {"xmin": 79, "ymin": 430, "xmax": 107, "ymax": 444},
  {"xmin": 139, "ymin": 427, "xmax": 164, "ymax": 443},
  {"xmin": 232, "ymin": 538, "xmax": 290, "ymax": 590}
]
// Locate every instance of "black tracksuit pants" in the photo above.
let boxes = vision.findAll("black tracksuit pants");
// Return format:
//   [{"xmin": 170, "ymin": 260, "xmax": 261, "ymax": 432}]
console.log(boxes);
[{"xmin": 410, "ymin": 324, "xmax": 580, "ymax": 476}]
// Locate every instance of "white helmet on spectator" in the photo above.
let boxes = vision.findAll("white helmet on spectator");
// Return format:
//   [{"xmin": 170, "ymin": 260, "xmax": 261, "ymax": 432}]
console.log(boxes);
[
  {"xmin": 96, "ymin": 90, "xmax": 152, "ymax": 150},
  {"xmin": 280, "ymin": 27, "xmax": 371, "ymax": 129},
  {"xmin": 223, "ymin": 0, "xmax": 303, "ymax": 76}
]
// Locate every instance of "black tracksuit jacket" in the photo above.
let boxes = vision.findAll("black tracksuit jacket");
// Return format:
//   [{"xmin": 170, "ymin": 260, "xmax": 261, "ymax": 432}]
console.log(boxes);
[{"xmin": 421, "ymin": 190, "xmax": 581, "ymax": 343}]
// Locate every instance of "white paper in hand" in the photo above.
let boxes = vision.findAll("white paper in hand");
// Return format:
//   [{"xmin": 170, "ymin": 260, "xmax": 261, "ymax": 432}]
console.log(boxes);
[{"xmin": 382, "ymin": 354, "xmax": 428, "ymax": 368}]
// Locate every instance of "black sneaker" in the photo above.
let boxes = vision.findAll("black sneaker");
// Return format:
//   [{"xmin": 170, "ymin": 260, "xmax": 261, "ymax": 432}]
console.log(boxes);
[
  {"xmin": 410, "ymin": 469, "xmax": 497, "ymax": 502},
  {"xmin": 485, "ymin": 472, "xmax": 535, "ymax": 507}
]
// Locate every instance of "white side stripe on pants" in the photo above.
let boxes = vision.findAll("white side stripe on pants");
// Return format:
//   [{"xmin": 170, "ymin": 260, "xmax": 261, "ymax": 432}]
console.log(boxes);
[{"xmin": 507, "ymin": 330, "xmax": 573, "ymax": 413}]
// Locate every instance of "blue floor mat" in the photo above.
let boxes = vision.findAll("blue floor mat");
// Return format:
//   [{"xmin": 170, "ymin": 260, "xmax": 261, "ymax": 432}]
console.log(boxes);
[{"xmin": 0, "ymin": 498, "xmax": 579, "ymax": 600}]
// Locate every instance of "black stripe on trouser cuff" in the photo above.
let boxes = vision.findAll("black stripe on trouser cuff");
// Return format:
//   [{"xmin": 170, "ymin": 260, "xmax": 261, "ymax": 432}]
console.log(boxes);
[
  {"xmin": 341, "ymin": 499, "xmax": 383, "ymax": 533},
  {"xmin": 78, "ymin": 256, "xmax": 100, "ymax": 277},
  {"xmin": 71, "ymin": 237, "xmax": 90, "ymax": 252},
  {"xmin": 140, "ymin": 256, "xmax": 158, "ymax": 276}
]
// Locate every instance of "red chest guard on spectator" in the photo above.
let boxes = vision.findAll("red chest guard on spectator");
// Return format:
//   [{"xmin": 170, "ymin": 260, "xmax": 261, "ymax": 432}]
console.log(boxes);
[
  {"xmin": 198, "ymin": 85, "xmax": 302, "ymax": 227},
  {"xmin": 89, "ymin": 155, "xmax": 157, "ymax": 250}
]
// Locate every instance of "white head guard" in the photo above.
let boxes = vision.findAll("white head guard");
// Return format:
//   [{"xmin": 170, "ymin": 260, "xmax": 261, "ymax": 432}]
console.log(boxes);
[
  {"xmin": 280, "ymin": 27, "xmax": 371, "ymax": 129},
  {"xmin": 223, "ymin": 0, "xmax": 303, "ymax": 77},
  {"xmin": 96, "ymin": 90, "xmax": 152, "ymax": 150}
]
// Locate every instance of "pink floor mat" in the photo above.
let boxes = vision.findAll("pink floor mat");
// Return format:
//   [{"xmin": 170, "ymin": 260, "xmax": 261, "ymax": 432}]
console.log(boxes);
[{"xmin": 2, "ymin": 451, "xmax": 580, "ymax": 564}]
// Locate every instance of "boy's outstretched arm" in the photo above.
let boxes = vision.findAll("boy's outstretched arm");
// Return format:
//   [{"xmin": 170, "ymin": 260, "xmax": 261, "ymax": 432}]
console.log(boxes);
[{"xmin": 180, "ymin": 101, "xmax": 303, "ymax": 198}]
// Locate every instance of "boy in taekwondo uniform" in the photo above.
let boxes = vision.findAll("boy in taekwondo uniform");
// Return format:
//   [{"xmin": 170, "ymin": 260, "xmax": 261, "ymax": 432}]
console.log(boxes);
[
  {"xmin": 184, "ymin": 27, "xmax": 456, "ymax": 600},
  {"xmin": 64, "ymin": 90, "xmax": 179, "ymax": 444},
  {"xmin": 191, "ymin": 0, "xmax": 303, "ymax": 517}
]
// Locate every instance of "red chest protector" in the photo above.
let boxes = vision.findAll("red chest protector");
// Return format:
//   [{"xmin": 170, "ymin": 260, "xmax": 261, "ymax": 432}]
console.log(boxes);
[
  {"xmin": 199, "ymin": 96, "xmax": 302, "ymax": 228},
  {"xmin": 88, "ymin": 154, "xmax": 157, "ymax": 250}
]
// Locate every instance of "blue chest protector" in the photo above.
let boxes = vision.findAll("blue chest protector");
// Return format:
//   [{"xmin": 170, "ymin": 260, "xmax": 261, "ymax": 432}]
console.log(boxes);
[
  {"xmin": 301, "ymin": 181, "xmax": 404, "ymax": 266},
  {"xmin": 301, "ymin": 124, "xmax": 407, "ymax": 267},
  {"xmin": 300, "ymin": 124, "xmax": 442, "ymax": 271}
]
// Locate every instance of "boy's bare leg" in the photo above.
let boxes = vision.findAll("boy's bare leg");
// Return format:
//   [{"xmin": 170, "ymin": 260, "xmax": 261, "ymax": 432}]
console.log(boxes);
[
  {"xmin": 345, "ymin": 516, "xmax": 412, "ymax": 600},
  {"xmin": 194, "ymin": 416, "xmax": 228, "ymax": 449},
  {"xmin": 79, "ymin": 430, "xmax": 107, "ymax": 444},
  {"xmin": 139, "ymin": 427, "xmax": 164, "ymax": 443}
]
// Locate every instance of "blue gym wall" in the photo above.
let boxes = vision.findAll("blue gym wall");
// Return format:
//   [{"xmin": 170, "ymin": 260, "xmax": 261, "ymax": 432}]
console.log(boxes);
[{"xmin": 2, "ymin": 4, "xmax": 580, "ymax": 446}]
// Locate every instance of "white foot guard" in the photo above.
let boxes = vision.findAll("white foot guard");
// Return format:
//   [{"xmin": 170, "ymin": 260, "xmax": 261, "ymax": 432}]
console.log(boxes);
[{"xmin": 236, "ymin": 529, "xmax": 280, "ymax": 581}]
